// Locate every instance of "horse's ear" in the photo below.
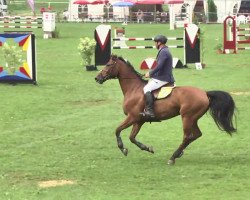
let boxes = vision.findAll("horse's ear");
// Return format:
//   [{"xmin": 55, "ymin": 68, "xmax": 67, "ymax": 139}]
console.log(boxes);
[{"xmin": 111, "ymin": 54, "xmax": 118, "ymax": 61}]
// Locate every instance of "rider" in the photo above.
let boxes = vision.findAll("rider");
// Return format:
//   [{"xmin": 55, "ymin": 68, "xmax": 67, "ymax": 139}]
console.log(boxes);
[{"xmin": 141, "ymin": 35, "xmax": 175, "ymax": 119}]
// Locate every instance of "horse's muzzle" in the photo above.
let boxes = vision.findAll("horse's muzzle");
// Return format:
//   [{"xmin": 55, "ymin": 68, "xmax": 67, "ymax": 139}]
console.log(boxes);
[{"xmin": 95, "ymin": 75, "xmax": 104, "ymax": 84}]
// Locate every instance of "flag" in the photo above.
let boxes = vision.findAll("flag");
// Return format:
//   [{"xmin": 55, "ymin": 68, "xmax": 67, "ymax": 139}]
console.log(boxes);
[{"xmin": 27, "ymin": 0, "xmax": 35, "ymax": 13}]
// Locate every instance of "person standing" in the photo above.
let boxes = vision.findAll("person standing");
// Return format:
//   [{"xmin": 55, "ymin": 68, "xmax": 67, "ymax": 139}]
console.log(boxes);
[{"xmin": 136, "ymin": 9, "xmax": 144, "ymax": 23}]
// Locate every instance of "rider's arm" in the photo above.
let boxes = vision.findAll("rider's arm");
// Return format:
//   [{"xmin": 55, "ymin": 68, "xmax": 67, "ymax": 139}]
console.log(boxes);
[{"xmin": 149, "ymin": 51, "xmax": 168, "ymax": 77}]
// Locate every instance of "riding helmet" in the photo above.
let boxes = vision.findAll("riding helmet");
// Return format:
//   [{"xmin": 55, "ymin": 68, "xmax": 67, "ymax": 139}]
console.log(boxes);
[{"xmin": 153, "ymin": 35, "xmax": 168, "ymax": 44}]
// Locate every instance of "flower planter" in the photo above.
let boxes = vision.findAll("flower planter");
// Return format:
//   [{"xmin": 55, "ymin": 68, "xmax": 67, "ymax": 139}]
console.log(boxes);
[
  {"xmin": 216, "ymin": 49, "xmax": 223, "ymax": 54},
  {"xmin": 78, "ymin": 37, "xmax": 96, "ymax": 71},
  {"xmin": 86, "ymin": 65, "xmax": 97, "ymax": 71}
]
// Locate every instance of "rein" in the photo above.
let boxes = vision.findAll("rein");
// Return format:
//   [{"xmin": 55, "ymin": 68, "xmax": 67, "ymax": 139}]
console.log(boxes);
[{"xmin": 103, "ymin": 60, "xmax": 145, "ymax": 80}]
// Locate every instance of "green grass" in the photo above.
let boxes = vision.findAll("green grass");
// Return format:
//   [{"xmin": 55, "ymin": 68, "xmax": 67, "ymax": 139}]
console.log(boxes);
[
  {"xmin": 0, "ymin": 21, "xmax": 250, "ymax": 200},
  {"xmin": 8, "ymin": 0, "xmax": 69, "ymax": 15}
]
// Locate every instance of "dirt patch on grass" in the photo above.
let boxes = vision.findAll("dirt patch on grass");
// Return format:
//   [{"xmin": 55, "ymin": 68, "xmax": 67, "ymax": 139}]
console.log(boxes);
[
  {"xmin": 66, "ymin": 99, "xmax": 110, "ymax": 107},
  {"xmin": 230, "ymin": 92, "xmax": 250, "ymax": 96},
  {"xmin": 38, "ymin": 180, "xmax": 75, "ymax": 188}
]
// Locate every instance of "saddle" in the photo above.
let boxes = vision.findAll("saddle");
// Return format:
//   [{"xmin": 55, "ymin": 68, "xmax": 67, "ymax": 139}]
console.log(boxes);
[{"xmin": 152, "ymin": 83, "xmax": 175, "ymax": 100}]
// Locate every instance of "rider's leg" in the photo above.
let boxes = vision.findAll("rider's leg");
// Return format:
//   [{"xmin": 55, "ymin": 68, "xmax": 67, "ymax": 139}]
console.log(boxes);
[
  {"xmin": 141, "ymin": 79, "xmax": 167, "ymax": 118},
  {"xmin": 142, "ymin": 91, "xmax": 155, "ymax": 118}
]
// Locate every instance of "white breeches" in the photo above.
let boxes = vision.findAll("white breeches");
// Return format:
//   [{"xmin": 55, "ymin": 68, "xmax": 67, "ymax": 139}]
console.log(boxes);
[{"xmin": 143, "ymin": 78, "xmax": 168, "ymax": 94}]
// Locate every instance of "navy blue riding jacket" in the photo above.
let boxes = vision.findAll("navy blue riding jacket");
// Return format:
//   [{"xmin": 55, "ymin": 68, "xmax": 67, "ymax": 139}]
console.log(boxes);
[{"xmin": 149, "ymin": 45, "xmax": 175, "ymax": 83}]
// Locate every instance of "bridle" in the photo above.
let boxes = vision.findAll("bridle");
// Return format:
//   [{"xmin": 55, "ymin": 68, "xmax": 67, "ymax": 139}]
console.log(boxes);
[
  {"xmin": 100, "ymin": 59, "xmax": 145, "ymax": 80},
  {"xmin": 100, "ymin": 60, "xmax": 118, "ymax": 80}
]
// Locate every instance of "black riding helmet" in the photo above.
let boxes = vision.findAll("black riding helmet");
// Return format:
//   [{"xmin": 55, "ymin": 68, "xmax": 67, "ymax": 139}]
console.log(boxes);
[{"xmin": 154, "ymin": 35, "xmax": 168, "ymax": 44}]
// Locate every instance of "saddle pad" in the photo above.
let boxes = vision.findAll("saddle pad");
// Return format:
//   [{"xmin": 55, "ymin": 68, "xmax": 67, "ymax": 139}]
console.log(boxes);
[{"xmin": 157, "ymin": 87, "xmax": 174, "ymax": 99}]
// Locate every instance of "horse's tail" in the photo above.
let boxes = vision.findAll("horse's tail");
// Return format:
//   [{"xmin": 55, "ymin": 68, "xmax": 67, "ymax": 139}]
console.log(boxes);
[{"xmin": 206, "ymin": 91, "xmax": 237, "ymax": 135}]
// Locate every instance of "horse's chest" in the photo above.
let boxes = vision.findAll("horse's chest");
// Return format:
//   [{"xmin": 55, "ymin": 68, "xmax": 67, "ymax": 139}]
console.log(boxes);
[{"xmin": 123, "ymin": 95, "xmax": 144, "ymax": 115}]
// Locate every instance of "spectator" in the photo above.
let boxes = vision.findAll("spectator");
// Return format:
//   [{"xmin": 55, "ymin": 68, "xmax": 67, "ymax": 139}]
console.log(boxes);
[
  {"xmin": 63, "ymin": 10, "xmax": 69, "ymax": 21},
  {"xmin": 136, "ymin": 9, "xmax": 144, "ymax": 23},
  {"xmin": 40, "ymin": 7, "xmax": 46, "ymax": 14},
  {"xmin": 156, "ymin": 11, "xmax": 161, "ymax": 23},
  {"xmin": 161, "ymin": 12, "xmax": 167, "ymax": 22}
]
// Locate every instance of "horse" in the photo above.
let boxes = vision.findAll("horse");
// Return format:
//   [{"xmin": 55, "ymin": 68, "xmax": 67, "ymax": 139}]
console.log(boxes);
[{"xmin": 95, "ymin": 55, "xmax": 237, "ymax": 165}]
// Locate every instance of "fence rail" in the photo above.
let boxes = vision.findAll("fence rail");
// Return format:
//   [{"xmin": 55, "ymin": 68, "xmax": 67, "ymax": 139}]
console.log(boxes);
[{"xmin": 0, "ymin": 16, "xmax": 43, "ymax": 29}]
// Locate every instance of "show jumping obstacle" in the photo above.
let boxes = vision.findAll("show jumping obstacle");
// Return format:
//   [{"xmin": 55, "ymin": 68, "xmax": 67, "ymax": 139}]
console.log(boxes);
[
  {"xmin": 95, "ymin": 24, "xmax": 201, "ymax": 67},
  {"xmin": 237, "ymin": 25, "xmax": 250, "ymax": 50},
  {"xmin": 0, "ymin": 16, "xmax": 43, "ymax": 29},
  {"xmin": 112, "ymin": 37, "xmax": 184, "ymax": 49},
  {"xmin": 0, "ymin": 33, "xmax": 37, "ymax": 84},
  {"xmin": 112, "ymin": 28, "xmax": 183, "ymax": 49},
  {"xmin": 0, "ymin": 12, "xmax": 56, "ymax": 39},
  {"xmin": 223, "ymin": 16, "xmax": 250, "ymax": 53}
]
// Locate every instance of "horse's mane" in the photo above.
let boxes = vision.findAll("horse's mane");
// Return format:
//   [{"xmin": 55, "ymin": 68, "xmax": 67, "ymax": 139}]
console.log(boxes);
[{"xmin": 117, "ymin": 56, "xmax": 148, "ymax": 83}]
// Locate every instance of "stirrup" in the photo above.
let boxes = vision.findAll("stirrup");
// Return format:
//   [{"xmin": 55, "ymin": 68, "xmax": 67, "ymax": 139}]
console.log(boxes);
[{"xmin": 140, "ymin": 111, "xmax": 155, "ymax": 118}]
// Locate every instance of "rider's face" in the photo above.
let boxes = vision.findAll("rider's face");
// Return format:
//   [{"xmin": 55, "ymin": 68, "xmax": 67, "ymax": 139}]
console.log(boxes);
[{"xmin": 155, "ymin": 41, "xmax": 161, "ymax": 50}]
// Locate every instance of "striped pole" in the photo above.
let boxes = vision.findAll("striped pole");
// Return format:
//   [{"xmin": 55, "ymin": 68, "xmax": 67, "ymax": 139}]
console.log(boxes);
[
  {"xmin": 0, "ymin": 16, "xmax": 43, "ymax": 29},
  {"xmin": 238, "ymin": 34, "xmax": 250, "ymax": 37},
  {"xmin": 112, "ymin": 45, "xmax": 184, "ymax": 49},
  {"xmin": 238, "ymin": 28, "xmax": 250, "ymax": 31},
  {"xmin": 0, "ymin": 21, "xmax": 42, "ymax": 24},
  {"xmin": 237, "ymin": 40, "xmax": 250, "ymax": 44},
  {"xmin": 113, "ymin": 46, "xmax": 155, "ymax": 49},
  {"xmin": 113, "ymin": 37, "xmax": 183, "ymax": 41},
  {"xmin": 0, "ymin": 16, "xmax": 42, "ymax": 20},
  {"xmin": 0, "ymin": 25, "xmax": 42, "ymax": 29},
  {"xmin": 238, "ymin": 47, "xmax": 250, "ymax": 50}
]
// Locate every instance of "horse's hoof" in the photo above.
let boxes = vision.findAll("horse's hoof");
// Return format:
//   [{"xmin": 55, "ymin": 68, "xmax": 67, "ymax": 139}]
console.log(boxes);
[
  {"xmin": 148, "ymin": 146, "xmax": 154, "ymax": 154},
  {"xmin": 121, "ymin": 148, "xmax": 128, "ymax": 156},
  {"xmin": 167, "ymin": 159, "xmax": 175, "ymax": 165}
]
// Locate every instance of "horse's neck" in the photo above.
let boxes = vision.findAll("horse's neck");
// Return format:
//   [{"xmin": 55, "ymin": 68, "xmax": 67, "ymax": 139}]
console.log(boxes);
[{"xmin": 118, "ymin": 65, "xmax": 145, "ymax": 95}]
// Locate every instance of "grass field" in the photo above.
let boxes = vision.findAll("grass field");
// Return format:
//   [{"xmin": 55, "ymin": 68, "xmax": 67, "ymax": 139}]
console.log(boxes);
[
  {"xmin": 7, "ymin": 0, "xmax": 69, "ymax": 16},
  {"xmin": 0, "ymin": 11, "xmax": 250, "ymax": 200}
]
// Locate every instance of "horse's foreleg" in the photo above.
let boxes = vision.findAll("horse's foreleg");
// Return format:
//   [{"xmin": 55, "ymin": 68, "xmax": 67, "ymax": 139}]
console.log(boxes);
[
  {"xmin": 168, "ymin": 119, "xmax": 202, "ymax": 165},
  {"xmin": 129, "ymin": 122, "xmax": 154, "ymax": 153},
  {"xmin": 115, "ymin": 116, "xmax": 134, "ymax": 156}
]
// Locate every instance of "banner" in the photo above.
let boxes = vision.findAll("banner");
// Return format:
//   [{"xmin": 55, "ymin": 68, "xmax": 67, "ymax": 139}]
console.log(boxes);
[
  {"xmin": 0, "ymin": 33, "xmax": 37, "ymax": 84},
  {"xmin": 27, "ymin": 0, "xmax": 35, "ymax": 13}
]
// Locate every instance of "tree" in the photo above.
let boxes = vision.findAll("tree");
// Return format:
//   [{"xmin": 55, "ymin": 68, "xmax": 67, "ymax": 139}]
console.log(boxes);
[{"xmin": 208, "ymin": 0, "xmax": 217, "ymax": 22}]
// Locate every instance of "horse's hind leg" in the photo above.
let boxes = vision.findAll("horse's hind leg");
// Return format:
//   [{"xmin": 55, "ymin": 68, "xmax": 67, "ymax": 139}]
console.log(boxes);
[
  {"xmin": 168, "ymin": 118, "xmax": 202, "ymax": 165},
  {"xmin": 115, "ymin": 116, "xmax": 134, "ymax": 156},
  {"xmin": 129, "ymin": 122, "xmax": 154, "ymax": 154}
]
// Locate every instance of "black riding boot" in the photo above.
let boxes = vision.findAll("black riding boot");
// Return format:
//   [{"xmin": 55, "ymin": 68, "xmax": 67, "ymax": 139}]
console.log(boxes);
[{"xmin": 141, "ymin": 92, "xmax": 155, "ymax": 118}]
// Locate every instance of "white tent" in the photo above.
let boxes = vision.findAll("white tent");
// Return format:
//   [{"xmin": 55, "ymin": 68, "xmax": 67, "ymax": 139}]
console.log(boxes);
[
  {"xmin": 213, "ymin": 0, "xmax": 241, "ymax": 22},
  {"xmin": 168, "ymin": 0, "xmax": 243, "ymax": 29},
  {"xmin": 68, "ymin": 0, "xmax": 79, "ymax": 21},
  {"xmin": 68, "ymin": 0, "xmax": 244, "ymax": 22},
  {"xmin": 68, "ymin": 0, "xmax": 129, "ymax": 22}
]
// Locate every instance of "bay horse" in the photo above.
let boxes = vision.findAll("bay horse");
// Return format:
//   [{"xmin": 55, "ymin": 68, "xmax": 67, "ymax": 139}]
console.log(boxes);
[{"xmin": 95, "ymin": 55, "xmax": 237, "ymax": 165}]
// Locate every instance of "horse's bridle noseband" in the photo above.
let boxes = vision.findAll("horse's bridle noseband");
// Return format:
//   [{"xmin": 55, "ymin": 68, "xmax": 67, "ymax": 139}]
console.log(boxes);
[
  {"xmin": 106, "ymin": 61, "xmax": 117, "ymax": 68},
  {"xmin": 100, "ymin": 61, "xmax": 118, "ymax": 80}
]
